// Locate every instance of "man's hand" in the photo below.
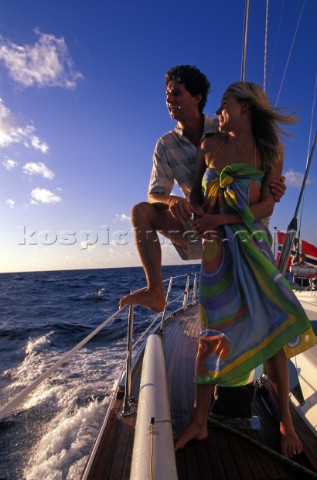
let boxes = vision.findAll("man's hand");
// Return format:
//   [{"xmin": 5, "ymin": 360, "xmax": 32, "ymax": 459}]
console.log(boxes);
[
  {"xmin": 169, "ymin": 196, "xmax": 192, "ymax": 222},
  {"xmin": 270, "ymin": 175, "xmax": 286, "ymax": 202}
]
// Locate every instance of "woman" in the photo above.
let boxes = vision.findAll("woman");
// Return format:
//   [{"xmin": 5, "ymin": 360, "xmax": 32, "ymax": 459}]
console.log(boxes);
[{"xmin": 174, "ymin": 82, "xmax": 316, "ymax": 458}]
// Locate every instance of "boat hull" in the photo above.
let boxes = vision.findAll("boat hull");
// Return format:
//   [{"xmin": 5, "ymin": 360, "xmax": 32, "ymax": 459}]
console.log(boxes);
[{"xmin": 290, "ymin": 291, "xmax": 317, "ymax": 438}]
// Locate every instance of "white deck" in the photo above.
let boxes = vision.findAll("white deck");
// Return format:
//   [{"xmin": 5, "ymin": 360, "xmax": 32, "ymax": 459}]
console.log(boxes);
[{"xmin": 290, "ymin": 291, "xmax": 317, "ymax": 437}]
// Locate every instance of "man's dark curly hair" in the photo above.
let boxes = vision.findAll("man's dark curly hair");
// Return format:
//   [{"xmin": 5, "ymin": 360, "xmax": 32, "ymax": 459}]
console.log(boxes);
[{"xmin": 165, "ymin": 65, "xmax": 210, "ymax": 113}]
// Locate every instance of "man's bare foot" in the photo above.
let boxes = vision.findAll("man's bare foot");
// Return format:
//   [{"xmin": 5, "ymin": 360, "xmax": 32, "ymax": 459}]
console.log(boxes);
[
  {"xmin": 119, "ymin": 287, "xmax": 166, "ymax": 313},
  {"xmin": 174, "ymin": 420, "xmax": 208, "ymax": 451},
  {"xmin": 280, "ymin": 419, "xmax": 303, "ymax": 458}
]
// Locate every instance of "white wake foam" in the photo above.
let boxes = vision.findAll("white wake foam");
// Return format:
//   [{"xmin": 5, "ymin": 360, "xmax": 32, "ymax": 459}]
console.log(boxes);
[{"xmin": 2, "ymin": 336, "xmax": 126, "ymax": 480}]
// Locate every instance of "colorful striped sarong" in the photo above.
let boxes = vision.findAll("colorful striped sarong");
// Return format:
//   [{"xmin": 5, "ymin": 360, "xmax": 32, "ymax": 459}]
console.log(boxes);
[{"xmin": 196, "ymin": 164, "xmax": 316, "ymax": 386}]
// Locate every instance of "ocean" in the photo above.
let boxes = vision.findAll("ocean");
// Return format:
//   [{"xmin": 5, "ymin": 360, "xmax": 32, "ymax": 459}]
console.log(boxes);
[{"xmin": 0, "ymin": 264, "xmax": 200, "ymax": 480}]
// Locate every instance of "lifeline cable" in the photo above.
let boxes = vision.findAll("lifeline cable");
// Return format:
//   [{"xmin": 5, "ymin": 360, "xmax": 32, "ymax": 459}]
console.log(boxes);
[
  {"xmin": 208, "ymin": 416, "xmax": 317, "ymax": 478},
  {"xmin": 0, "ymin": 307, "xmax": 123, "ymax": 420}
]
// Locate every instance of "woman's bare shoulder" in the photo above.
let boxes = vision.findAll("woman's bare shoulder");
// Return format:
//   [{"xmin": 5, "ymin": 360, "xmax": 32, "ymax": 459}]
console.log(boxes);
[{"xmin": 201, "ymin": 132, "xmax": 226, "ymax": 150}]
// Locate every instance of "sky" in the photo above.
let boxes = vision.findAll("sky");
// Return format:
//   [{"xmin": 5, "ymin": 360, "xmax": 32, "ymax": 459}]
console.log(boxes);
[{"xmin": 0, "ymin": 0, "xmax": 316, "ymax": 273}]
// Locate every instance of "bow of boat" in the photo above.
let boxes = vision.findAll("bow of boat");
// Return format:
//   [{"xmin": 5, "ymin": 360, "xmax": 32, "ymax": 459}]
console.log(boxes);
[{"xmin": 81, "ymin": 294, "xmax": 317, "ymax": 480}]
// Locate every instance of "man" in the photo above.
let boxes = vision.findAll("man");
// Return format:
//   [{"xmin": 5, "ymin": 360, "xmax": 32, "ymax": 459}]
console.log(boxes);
[
  {"xmin": 120, "ymin": 65, "xmax": 285, "ymax": 312},
  {"xmin": 291, "ymin": 253, "xmax": 312, "ymax": 287},
  {"xmin": 294, "ymin": 253, "xmax": 307, "ymax": 265}
]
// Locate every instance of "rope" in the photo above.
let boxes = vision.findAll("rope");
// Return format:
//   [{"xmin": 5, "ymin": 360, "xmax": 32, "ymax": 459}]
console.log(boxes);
[
  {"xmin": 149, "ymin": 417, "xmax": 155, "ymax": 480},
  {"xmin": 148, "ymin": 417, "xmax": 173, "ymax": 480},
  {"xmin": 0, "ymin": 307, "xmax": 125, "ymax": 421},
  {"xmin": 208, "ymin": 416, "xmax": 317, "ymax": 478},
  {"xmin": 275, "ymin": 0, "xmax": 306, "ymax": 106}
]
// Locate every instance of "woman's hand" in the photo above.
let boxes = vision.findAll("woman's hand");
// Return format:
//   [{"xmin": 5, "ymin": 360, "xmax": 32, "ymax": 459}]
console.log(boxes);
[{"xmin": 190, "ymin": 204, "xmax": 205, "ymax": 219}]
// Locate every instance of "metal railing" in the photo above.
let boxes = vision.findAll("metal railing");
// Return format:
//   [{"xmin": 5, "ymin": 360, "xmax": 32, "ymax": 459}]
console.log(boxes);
[
  {"xmin": 0, "ymin": 272, "xmax": 198, "ymax": 421},
  {"xmin": 122, "ymin": 272, "xmax": 198, "ymax": 415}
]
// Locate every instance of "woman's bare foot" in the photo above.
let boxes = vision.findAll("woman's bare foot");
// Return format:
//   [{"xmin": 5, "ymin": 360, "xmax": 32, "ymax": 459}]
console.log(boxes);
[
  {"xmin": 174, "ymin": 420, "xmax": 208, "ymax": 451},
  {"xmin": 280, "ymin": 419, "xmax": 303, "ymax": 458},
  {"xmin": 119, "ymin": 287, "xmax": 166, "ymax": 313}
]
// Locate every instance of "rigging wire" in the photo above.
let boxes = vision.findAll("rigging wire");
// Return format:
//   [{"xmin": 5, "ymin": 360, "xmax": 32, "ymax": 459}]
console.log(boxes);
[
  {"xmin": 263, "ymin": 0, "xmax": 269, "ymax": 92},
  {"xmin": 275, "ymin": 0, "xmax": 306, "ymax": 106},
  {"xmin": 305, "ymin": 75, "xmax": 317, "ymax": 166},
  {"xmin": 267, "ymin": 0, "xmax": 285, "ymax": 93},
  {"xmin": 0, "ymin": 307, "xmax": 123, "ymax": 420},
  {"xmin": 278, "ymin": 129, "xmax": 317, "ymax": 274},
  {"xmin": 241, "ymin": 0, "xmax": 250, "ymax": 81},
  {"xmin": 297, "ymin": 74, "xmax": 317, "ymax": 253}
]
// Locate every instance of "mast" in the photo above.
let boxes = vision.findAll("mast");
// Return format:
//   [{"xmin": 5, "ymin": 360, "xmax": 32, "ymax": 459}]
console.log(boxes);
[
  {"xmin": 240, "ymin": 0, "xmax": 315, "ymax": 275},
  {"xmin": 277, "ymin": 130, "xmax": 317, "ymax": 274}
]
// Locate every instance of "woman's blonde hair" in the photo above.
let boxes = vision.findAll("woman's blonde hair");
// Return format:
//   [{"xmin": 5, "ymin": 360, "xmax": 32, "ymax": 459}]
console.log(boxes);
[{"xmin": 226, "ymin": 82, "xmax": 297, "ymax": 171}]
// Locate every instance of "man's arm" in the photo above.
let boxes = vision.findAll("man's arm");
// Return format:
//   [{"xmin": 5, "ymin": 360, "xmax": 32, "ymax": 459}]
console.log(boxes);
[
  {"xmin": 147, "ymin": 139, "xmax": 174, "ymax": 202},
  {"xmin": 148, "ymin": 192, "xmax": 192, "ymax": 221},
  {"xmin": 147, "ymin": 140, "xmax": 191, "ymax": 221}
]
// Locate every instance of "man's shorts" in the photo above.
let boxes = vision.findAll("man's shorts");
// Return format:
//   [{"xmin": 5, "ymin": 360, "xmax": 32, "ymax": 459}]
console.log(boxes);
[{"xmin": 172, "ymin": 220, "xmax": 202, "ymax": 260}]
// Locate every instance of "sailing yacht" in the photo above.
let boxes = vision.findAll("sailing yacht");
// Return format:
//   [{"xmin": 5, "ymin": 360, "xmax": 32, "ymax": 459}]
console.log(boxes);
[{"xmin": 1, "ymin": 2, "xmax": 317, "ymax": 479}]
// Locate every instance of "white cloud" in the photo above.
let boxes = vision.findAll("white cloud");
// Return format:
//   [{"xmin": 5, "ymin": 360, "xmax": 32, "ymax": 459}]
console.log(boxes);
[
  {"xmin": 284, "ymin": 169, "xmax": 304, "ymax": 188},
  {"xmin": 80, "ymin": 241, "xmax": 96, "ymax": 251},
  {"xmin": 0, "ymin": 30, "xmax": 83, "ymax": 89},
  {"xmin": 0, "ymin": 98, "xmax": 48, "ymax": 152},
  {"xmin": 31, "ymin": 187, "xmax": 61, "ymax": 204},
  {"xmin": 3, "ymin": 157, "xmax": 17, "ymax": 169},
  {"xmin": 115, "ymin": 213, "xmax": 130, "ymax": 223},
  {"xmin": 29, "ymin": 134, "xmax": 49, "ymax": 153},
  {"xmin": 6, "ymin": 198, "xmax": 15, "ymax": 208},
  {"xmin": 23, "ymin": 161, "xmax": 54, "ymax": 179}
]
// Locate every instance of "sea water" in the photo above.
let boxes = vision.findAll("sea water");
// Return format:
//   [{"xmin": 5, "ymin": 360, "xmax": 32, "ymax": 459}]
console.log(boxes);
[{"xmin": 0, "ymin": 264, "xmax": 199, "ymax": 480}]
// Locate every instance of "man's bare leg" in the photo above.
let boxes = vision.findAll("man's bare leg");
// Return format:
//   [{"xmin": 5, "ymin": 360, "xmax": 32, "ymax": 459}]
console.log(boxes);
[
  {"xmin": 174, "ymin": 383, "xmax": 214, "ymax": 451},
  {"xmin": 264, "ymin": 350, "xmax": 303, "ymax": 458},
  {"xmin": 119, "ymin": 202, "xmax": 187, "ymax": 312}
]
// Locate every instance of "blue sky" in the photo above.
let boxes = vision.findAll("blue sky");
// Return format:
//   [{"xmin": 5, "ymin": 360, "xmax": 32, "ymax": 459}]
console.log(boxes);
[{"xmin": 0, "ymin": 0, "xmax": 316, "ymax": 273}]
